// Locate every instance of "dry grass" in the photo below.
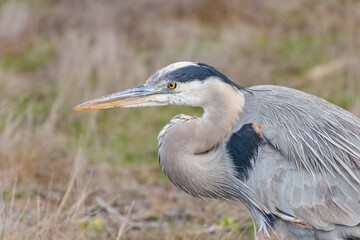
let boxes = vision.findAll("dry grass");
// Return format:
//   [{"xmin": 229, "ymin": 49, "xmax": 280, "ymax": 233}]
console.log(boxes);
[{"xmin": 0, "ymin": 0, "xmax": 359, "ymax": 239}]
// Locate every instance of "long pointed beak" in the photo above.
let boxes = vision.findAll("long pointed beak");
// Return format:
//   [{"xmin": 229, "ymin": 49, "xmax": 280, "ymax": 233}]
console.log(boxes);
[{"xmin": 73, "ymin": 85, "xmax": 159, "ymax": 111}]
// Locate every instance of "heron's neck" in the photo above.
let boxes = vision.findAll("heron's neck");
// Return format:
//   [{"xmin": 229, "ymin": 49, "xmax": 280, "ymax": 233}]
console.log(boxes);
[
  {"xmin": 189, "ymin": 93, "xmax": 245, "ymax": 154},
  {"xmin": 158, "ymin": 84, "xmax": 245, "ymax": 197}
]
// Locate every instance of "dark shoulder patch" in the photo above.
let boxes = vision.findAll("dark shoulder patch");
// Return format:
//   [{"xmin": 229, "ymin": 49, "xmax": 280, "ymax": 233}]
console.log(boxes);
[{"xmin": 227, "ymin": 123, "xmax": 263, "ymax": 180}]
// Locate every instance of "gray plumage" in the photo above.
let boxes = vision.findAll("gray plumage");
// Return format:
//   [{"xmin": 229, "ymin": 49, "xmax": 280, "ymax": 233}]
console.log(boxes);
[
  {"xmin": 74, "ymin": 62, "xmax": 360, "ymax": 240},
  {"xmin": 239, "ymin": 86, "xmax": 360, "ymax": 239}
]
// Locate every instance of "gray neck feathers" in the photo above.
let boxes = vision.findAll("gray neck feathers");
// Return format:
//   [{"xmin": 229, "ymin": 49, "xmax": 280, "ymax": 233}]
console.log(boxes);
[{"xmin": 158, "ymin": 82, "xmax": 246, "ymax": 198}]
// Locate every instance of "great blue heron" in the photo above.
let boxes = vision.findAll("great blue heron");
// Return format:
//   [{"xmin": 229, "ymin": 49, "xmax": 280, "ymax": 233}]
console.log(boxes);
[{"xmin": 74, "ymin": 62, "xmax": 360, "ymax": 240}]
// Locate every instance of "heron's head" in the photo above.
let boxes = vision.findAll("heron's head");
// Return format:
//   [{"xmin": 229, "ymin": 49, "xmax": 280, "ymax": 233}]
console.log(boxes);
[{"xmin": 73, "ymin": 62, "xmax": 246, "ymax": 111}]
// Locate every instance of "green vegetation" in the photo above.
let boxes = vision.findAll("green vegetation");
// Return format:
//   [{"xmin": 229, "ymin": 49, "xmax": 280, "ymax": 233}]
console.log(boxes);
[
  {"xmin": 0, "ymin": 0, "xmax": 10, "ymax": 7},
  {"xmin": 87, "ymin": 217, "xmax": 106, "ymax": 233},
  {"xmin": 218, "ymin": 215, "xmax": 237, "ymax": 228},
  {"xmin": 1, "ymin": 38, "xmax": 54, "ymax": 73}
]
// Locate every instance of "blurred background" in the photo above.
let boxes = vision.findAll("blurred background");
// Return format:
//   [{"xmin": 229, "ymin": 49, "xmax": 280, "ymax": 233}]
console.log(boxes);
[{"xmin": 0, "ymin": 0, "xmax": 359, "ymax": 239}]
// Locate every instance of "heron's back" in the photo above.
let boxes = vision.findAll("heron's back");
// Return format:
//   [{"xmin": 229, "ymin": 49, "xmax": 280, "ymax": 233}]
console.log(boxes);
[
  {"xmin": 235, "ymin": 85, "xmax": 360, "ymax": 239},
  {"xmin": 238, "ymin": 85, "xmax": 360, "ymax": 178}
]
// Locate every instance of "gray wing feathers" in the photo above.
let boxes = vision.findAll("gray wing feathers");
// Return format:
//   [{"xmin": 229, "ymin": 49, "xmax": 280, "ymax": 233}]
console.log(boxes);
[
  {"xmin": 280, "ymin": 169, "xmax": 360, "ymax": 229},
  {"xmin": 240, "ymin": 85, "xmax": 360, "ymax": 184},
  {"xmin": 250, "ymin": 146, "xmax": 360, "ymax": 230},
  {"xmin": 240, "ymin": 85, "xmax": 360, "ymax": 229}
]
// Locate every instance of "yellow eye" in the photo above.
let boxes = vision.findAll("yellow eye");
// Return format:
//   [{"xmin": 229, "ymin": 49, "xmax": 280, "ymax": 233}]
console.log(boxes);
[{"xmin": 167, "ymin": 82, "xmax": 177, "ymax": 89}]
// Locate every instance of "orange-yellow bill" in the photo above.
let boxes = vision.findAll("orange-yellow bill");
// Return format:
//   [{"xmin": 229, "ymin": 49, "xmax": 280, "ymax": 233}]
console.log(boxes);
[{"xmin": 73, "ymin": 85, "xmax": 158, "ymax": 111}]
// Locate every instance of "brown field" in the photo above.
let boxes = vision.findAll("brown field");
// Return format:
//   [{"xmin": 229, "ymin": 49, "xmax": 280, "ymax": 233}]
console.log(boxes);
[{"xmin": 0, "ymin": 0, "xmax": 359, "ymax": 239}]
